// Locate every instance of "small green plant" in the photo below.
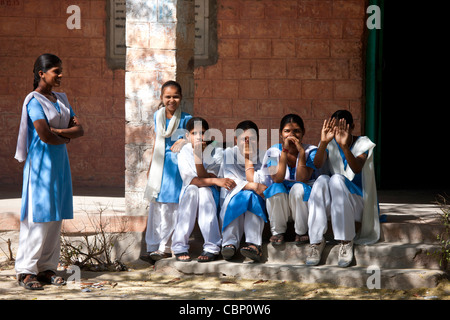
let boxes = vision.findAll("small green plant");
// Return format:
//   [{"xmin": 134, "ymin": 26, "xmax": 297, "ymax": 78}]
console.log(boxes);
[{"xmin": 428, "ymin": 195, "xmax": 450, "ymax": 272}]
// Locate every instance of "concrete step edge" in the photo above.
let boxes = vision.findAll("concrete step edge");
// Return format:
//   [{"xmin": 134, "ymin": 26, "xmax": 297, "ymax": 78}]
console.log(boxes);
[{"xmin": 154, "ymin": 258, "xmax": 447, "ymax": 290}]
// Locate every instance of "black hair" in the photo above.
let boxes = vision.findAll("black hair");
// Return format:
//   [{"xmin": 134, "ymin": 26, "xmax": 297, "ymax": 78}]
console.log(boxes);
[
  {"xmin": 33, "ymin": 53, "xmax": 62, "ymax": 90},
  {"xmin": 235, "ymin": 120, "xmax": 259, "ymax": 140},
  {"xmin": 186, "ymin": 116, "xmax": 209, "ymax": 132},
  {"xmin": 331, "ymin": 110, "xmax": 354, "ymax": 126},
  {"xmin": 279, "ymin": 114, "xmax": 305, "ymax": 133},
  {"xmin": 161, "ymin": 80, "xmax": 182, "ymax": 96}
]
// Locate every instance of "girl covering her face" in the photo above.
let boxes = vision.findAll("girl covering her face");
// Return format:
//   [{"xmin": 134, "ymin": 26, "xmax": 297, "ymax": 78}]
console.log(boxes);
[{"xmin": 261, "ymin": 114, "xmax": 319, "ymax": 247}]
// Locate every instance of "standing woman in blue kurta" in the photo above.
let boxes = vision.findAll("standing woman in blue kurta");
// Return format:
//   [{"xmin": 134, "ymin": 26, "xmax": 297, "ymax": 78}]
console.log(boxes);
[
  {"xmin": 14, "ymin": 54, "xmax": 84, "ymax": 290},
  {"xmin": 143, "ymin": 81, "xmax": 192, "ymax": 261}
]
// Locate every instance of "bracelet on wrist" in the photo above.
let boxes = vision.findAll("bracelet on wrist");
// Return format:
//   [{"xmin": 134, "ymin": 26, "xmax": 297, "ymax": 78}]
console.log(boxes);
[{"xmin": 245, "ymin": 167, "xmax": 255, "ymax": 172}]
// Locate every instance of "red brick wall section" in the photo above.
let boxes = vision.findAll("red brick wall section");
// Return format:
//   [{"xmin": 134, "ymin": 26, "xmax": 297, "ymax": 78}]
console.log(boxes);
[
  {"xmin": 194, "ymin": 0, "xmax": 365, "ymax": 147},
  {"xmin": 0, "ymin": 0, "xmax": 125, "ymax": 188}
]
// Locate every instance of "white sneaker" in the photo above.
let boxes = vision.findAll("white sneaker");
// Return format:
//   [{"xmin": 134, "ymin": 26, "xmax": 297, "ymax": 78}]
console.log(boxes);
[
  {"xmin": 337, "ymin": 241, "xmax": 354, "ymax": 267},
  {"xmin": 305, "ymin": 238, "xmax": 326, "ymax": 266}
]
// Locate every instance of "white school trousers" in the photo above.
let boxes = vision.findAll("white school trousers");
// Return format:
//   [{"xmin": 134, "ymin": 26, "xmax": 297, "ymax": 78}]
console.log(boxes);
[
  {"xmin": 308, "ymin": 174, "xmax": 363, "ymax": 244},
  {"xmin": 145, "ymin": 201, "xmax": 179, "ymax": 253},
  {"xmin": 15, "ymin": 181, "xmax": 62, "ymax": 276},
  {"xmin": 171, "ymin": 185, "xmax": 221, "ymax": 255},
  {"xmin": 222, "ymin": 211, "xmax": 265, "ymax": 247},
  {"xmin": 265, "ymin": 183, "xmax": 309, "ymax": 236}
]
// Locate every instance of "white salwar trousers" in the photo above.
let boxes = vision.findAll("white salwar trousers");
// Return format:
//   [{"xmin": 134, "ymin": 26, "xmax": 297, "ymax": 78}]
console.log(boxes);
[
  {"xmin": 265, "ymin": 183, "xmax": 309, "ymax": 236},
  {"xmin": 15, "ymin": 181, "xmax": 62, "ymax": 276},
  {"xmin": 171, "ymin": 185, "xmax": 221, "ymax": 255},
  {"xmin": 145, "ymin": 201, "xmax": 179, "ymax": 253},
  {"xmin": 222, "ymin": 211, "xmax": 265, "ymax": 247},
  {"xmin": 308, "ymin": 175, "xmax": 364, "ymax": 244}
]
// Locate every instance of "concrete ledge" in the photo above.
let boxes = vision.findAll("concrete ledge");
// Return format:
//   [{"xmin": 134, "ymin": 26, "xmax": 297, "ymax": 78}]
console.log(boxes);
[
  {"xmin": 265, "ymin": 242, "xmax": 442, "ymax": 270},
  {"xmin": 154, "ymin": 258, "xmax": 447, "ymax": 290}
]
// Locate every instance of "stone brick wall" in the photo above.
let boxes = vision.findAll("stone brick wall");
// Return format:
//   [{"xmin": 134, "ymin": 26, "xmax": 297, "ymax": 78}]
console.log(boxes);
[
  {"xmin": 0, "ymin": 0, "xmax": 125, "ymax": 187},
  {"xmin": 194, "ymin": 0, "xmax": 366, "ymax": 147},
  {"xmin": 0, "ymin": 0, "xmax": 368, "ymax": 219}
]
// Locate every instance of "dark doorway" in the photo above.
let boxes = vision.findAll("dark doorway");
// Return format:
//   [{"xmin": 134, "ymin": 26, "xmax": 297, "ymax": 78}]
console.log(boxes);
[{"xmin": 380, "ymin": 3, "xmax": 449, "ymax": 189}]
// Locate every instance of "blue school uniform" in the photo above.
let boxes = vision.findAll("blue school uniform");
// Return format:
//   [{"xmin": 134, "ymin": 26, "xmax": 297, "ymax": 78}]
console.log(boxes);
[
  {"xmin": 262, "ymin": 143, "xmax": 318, "ymax": 201},
  {"xmin": 220, "ymin": 146, "xmax": 268, "ymax": 231},
  {"xmin": 153, "ymin": 111, "xmax": 192, "ymax": 203},
  {"xmin": 21, "ymin": 97, "xmax": 76, "ymax": 222}
]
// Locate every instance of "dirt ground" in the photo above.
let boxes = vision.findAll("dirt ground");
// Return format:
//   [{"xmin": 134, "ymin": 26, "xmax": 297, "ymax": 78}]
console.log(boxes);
[{"xmin": 0, "ymin": 260, "xmax": 449, "ymax": 301}]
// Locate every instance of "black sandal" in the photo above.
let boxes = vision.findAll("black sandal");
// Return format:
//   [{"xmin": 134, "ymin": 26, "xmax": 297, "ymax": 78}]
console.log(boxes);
[
  {"xmin": 221, "ymin": 244, "xmax": 236, "ymax": 261},
  {"xmin": 240, "ymin": 243, "xmax": 263, "ymax": 262},
  {"xmin": 295, "ymin": 233, "xmax": 310, "ymax": 246},
  {"xmin": 175, "ymin": 252, "xmax": 192, "ymax": 262},
  {"xmin": 18, "ymin": 274, "xmax": 44, "ymax": 290},
  {"xmin": 197, "ymin": 251, "xmax": 218, "ymax": 263},
  {"xmin": 150, "ymin": 250, "xmax": 172, "ymax": 261},
  {"xmin": 270, "ymin": 234, "xmax": 285, "ymax": 246},
  {"xmin": 37, "ymin": 270, "xmax": 66, "ymax": 286}
]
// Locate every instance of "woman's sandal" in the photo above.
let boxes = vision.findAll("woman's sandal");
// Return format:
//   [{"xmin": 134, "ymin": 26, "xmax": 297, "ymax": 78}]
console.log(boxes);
[
  {"xmin": 18, "ymin": 274, "xmax": 44, "ymax": 290},
  {"xmin": 269, "ymin": 233, "xmax": 285, "ymax": 246},
  {"xmin": 175, "ymin": 252, "xmax": 192, "ymax": 262},
  {"xmin": 37, "ymin": 270, "xmax": 66, "ymax": 286},
  {"xmin": 295, "ymin": 233, "xmax": 310, "ymax": 246},
  {"xmin": 240, "ymin": 243, "xmax": 263, "ymax": 262},
  {"xmin": 221, "ymin": 244, "xmax": 236, "ymax": 261},
  {"xmin": 197, "ymin": 251, "xmax": 218, "ymax": 263}
]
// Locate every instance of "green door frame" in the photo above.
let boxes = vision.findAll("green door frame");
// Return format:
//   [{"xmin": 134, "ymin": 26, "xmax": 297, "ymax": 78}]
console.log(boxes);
[{"xmin": 365, "ymin": 0, "xmax": 384, "ymax": 187}]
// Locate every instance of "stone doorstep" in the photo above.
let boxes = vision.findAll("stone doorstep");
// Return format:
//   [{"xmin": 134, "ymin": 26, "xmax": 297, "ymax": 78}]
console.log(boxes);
[
  {"xmin": 154, "ymin": 258, "xmax": 447, "ymax": 290},
  {"xmin": 264, "ymin": 242, "xmax": 443, "ymax": 270}
]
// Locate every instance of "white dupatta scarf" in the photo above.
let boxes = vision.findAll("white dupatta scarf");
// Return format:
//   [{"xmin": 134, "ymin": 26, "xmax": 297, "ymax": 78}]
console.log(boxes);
[
  {"xmin": 327, "ymin": 137, "xmax": 379, "ymax": 245},
  {"xmin": 15, "ymin": 91, "xmax": 72, "ymax": 162},
  {"xmin": 144, "ymin": 106, "xmax": 181, "ymax": 201}
]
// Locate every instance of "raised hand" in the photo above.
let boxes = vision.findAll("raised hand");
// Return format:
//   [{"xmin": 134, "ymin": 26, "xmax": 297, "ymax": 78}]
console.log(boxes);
[
  {"xmin": 321, "ymin": 118, "xmax": 336, "ymax": 144},
  {"xmin": 334, "ymin": 118, "xmax": 351, "ymax": 148}
]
